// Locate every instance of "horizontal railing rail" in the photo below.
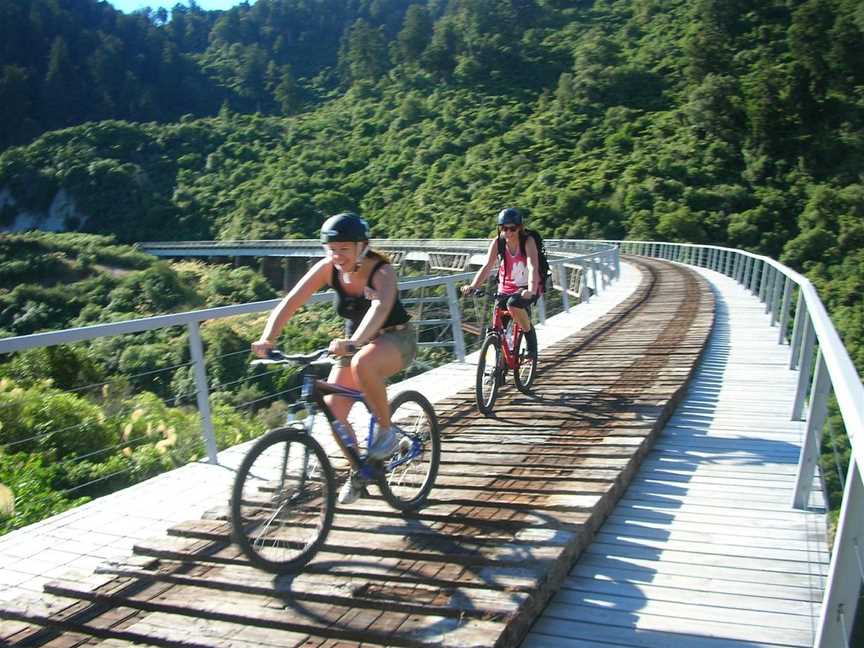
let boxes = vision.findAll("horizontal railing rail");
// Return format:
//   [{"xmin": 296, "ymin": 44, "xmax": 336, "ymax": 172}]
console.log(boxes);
[{"xmin": 601, "ymin": 239, "xmax": 863, "ymax": 648}]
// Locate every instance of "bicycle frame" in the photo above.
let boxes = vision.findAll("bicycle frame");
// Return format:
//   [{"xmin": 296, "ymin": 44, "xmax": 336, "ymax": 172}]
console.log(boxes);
[
  {"xmin": 297, "ymin": 371, "xmax": 422, "ymax": 481},
  {"xmin": 488, "ymin": 304, "xmax": 523, "ymax": 371}
]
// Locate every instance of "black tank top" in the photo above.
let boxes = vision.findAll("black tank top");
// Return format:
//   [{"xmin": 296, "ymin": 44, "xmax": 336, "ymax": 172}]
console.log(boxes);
[{"xmin": 331, "ymin": 260, "xmax": 410, "ymax": 335}]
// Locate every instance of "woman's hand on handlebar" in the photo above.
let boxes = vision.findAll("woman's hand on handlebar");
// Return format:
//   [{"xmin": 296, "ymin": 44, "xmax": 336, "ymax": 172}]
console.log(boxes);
[
  {"xmin": 461, "ymin": 284, "xmax": 481, "ymax": 297},
  {"xmin": 328, "ymin": 338, "xmax": 355, "ymax": 357},
  {"xmin": 251, "ymin": 339, "xmax": 274, "ymax": 358}
]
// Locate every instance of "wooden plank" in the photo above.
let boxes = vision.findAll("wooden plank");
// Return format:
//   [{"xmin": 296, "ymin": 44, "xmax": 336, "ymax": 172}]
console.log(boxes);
[
  {"xmin": 557, "ymin": 574, "xmax": 820, "ymax": 616},
  {"xmin": 43, "ymin": 575, "xmax": 507, "ymax": 648},
  {"xmin": 528, "ymin": 614, "xmax": 809, "ymax": 648},
  {"xmin": 96, "ymin": 558, "xmax": 529, "ymax": 620}
]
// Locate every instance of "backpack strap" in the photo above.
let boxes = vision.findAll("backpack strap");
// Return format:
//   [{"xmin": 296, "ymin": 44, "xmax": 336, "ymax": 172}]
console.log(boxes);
[{"xmin": 367, "ymin": 259, "xmax": 387, "ymax": 290}]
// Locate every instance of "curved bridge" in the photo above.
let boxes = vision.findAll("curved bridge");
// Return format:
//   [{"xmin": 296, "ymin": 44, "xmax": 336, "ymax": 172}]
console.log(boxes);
[{"xmin": 0, "ymin": 240, "xmax": 858, "ymax": 647}]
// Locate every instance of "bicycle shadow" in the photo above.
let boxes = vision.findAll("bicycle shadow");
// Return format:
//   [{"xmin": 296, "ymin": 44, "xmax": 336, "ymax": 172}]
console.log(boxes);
[{"xmin": 269, "ymin": 507, "xmax": 595, "ymax": 640}]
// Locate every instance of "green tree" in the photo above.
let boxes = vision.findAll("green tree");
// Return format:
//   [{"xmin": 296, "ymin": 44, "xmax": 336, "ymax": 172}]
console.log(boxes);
[
  {"xmin": 338, "ymin": 19, "xmax": 390, "ymax": 85},
  {"xmin": 397, "ymin": 5, "xmax": 433, "ymax": 64},
  {"xmin": 42, "ymin": 36, "xmax": 80, "ymax": 128}
]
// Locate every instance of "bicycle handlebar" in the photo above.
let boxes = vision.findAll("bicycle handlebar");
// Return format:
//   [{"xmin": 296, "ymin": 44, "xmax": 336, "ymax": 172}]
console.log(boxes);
[{"xmin": 250, "ymin": 348, "xmax": 331, "ymax": 367}]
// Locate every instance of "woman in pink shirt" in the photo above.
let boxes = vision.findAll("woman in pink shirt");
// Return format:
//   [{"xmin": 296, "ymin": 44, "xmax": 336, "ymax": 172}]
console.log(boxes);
[{"xmin": 462, "ymin": 208, "xmax": 539, "ymax": 356}]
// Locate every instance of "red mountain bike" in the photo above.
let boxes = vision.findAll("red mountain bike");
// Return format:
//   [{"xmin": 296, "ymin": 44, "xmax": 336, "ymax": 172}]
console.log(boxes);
[{"xmin": 472, "ymin": 291, "xmax": 538, "ymax": 415}]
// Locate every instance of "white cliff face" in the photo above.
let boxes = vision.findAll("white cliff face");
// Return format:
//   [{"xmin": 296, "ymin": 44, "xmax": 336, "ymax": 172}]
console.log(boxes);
[{"xmin": 0, "ymin": 188, "xmax": 86, "ymax": 233}]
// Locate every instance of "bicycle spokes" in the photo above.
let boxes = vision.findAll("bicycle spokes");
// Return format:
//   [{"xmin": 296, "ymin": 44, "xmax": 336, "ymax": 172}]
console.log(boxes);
[
  {"xmin": 379, "ymin": 391, "xmax": 441, "ymax": 511},
  {"xmin": 232, "ymin": 432, "xmax": 335, "ymax": 572}
]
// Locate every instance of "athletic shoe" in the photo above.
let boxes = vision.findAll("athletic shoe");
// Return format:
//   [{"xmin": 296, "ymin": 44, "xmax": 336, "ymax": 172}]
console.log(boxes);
[{"xmin": 338, "ymin": 471, "xmax": 365, "ymax": 505}]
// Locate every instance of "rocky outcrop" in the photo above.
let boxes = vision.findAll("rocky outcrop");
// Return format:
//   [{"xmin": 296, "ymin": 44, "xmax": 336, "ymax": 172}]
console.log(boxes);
[{"xmin": 0, "ymin": 188, "xmax": 87, "ymax": 233}]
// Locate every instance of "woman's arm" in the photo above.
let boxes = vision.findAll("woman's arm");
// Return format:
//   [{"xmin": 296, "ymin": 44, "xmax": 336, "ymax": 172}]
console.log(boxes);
[
  {"xmin": 462, "ymin": 238, "xmax": 499, "ymax": 293},
  {"xmin": 523, "ymin": 236, "xmax": 540, "ymax": 298},
  {"xmin": 349, "ymin": 263, "xmax": 399, "ymax": 345},
  {"xmin": 252, "ymin": 258, "xmax": 331, "ymax": 355}
]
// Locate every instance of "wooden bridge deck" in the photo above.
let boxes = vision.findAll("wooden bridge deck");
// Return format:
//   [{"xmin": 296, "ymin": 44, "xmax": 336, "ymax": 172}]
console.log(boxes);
[
  {"xmin": 522, "ymin": 265, "xmax": 829, "ymax": 648},
  {"xmin": 0, "ymin": 258, "xmax": 716, "ymax": 647}
]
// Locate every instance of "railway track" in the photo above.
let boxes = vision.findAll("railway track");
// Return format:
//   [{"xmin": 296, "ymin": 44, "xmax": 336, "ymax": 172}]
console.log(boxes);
[{"xmin": 0, "ymin": 257, "xmax": 714, "ymax": 648}]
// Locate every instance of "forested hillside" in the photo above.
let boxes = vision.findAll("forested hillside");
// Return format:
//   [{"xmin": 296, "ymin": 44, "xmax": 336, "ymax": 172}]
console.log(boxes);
[{"xmin": 0, "ymin": 0, "xmax": 424, "ymax": 149}]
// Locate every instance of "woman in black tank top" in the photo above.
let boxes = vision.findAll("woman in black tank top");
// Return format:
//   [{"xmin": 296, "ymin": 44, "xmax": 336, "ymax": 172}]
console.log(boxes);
[{"xmin": 252, "ymin": 213, "xmax": 416, "ymax": 505}]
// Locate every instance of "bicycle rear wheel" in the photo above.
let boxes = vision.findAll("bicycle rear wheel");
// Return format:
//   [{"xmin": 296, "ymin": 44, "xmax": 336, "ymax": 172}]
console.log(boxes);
[
  {"xmin": 231, "ymin": 426, "xmax": 335, "ymax": 573},
  {"xmin": 476, "ymin": 334, "xmax": 501, "ymax": 415},
  {"xmin": 513, "ymin": 330, "xmax": 538, "ymax": 393},
  {"xmin": 378, "ymin": 390, "xmax": 441, "ymax": 512}
]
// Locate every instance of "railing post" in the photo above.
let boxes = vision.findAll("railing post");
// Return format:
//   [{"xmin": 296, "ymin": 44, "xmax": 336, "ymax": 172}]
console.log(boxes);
[
  {"xmin": 591, "ymin": 258, "xmax": 601, "ymax": 295},
  {"xmin": 814, "ymin": 461, "xmax": 863, "ymax": 648},
  {"xmin": 759, "ymin": 260, "xmax": 770, "ymax": 302},
  {"xmin": 790, "ymin": 291, "xmax": 805, "ymax": 368},
  {"xmin": 770, "ymin": 269, "xmax": 784, "ymax": 325},
  {"xmin": 792, "ymin": 317, "xmax": 816, "ymax": 420},
  {"xmin": 778, "ymin": 278, "xmax": 793, "ymax": 344},
  {"xmin": 764, "ymin": 266, "xmax": 776, "ymax": 313},
  {"xmin": 792, "ymin": 352, "xmax": 831, "ymax": 509},
  {"xmin": 187, "ymin": 321, "xmax": 218, "ymax": 464},
  {"xmin": 445, "ymin": 281, "xmax": 466, "ymax": 361},
  {"xmin": 750, "ymin": 258, "xmax": 761, "ymax": 294},
  {"xmin": 559, "ymin": 264, "xmax": 570, "ymax": 312}
]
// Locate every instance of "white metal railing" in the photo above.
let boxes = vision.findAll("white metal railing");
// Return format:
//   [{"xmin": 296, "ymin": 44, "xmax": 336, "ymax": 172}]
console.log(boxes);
[
  {"xmin": 0, "ymin": 241, "xmax": 618, "ymax": 468},
  {"xmin": 602, "ymin": 239, "xmax": 864, "ymax": 648}
]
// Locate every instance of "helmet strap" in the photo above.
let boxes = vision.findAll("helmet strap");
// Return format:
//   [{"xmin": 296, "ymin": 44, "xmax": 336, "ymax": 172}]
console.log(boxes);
[{"xmin": 342, "ymin": 242, "xmax": 368, "ymax": 284}]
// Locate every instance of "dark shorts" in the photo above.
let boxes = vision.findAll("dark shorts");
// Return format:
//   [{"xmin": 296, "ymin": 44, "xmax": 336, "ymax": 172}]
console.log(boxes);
[{"xmin": 496, "ymin": 292, "xmax": 538, "ymax": 312}]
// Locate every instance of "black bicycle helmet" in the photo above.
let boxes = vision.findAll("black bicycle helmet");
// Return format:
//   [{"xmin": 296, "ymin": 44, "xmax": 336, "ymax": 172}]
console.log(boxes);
[
  {"xmin": 497, "ymin": 207, "xmax": 523, "ymax": 226},
  {"xmin": 320, "ymin": 212, "xmax": 369, "ymax": 243}
]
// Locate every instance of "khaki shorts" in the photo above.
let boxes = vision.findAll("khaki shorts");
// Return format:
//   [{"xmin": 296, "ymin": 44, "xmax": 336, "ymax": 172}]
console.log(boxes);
[{"xmin": 335, "ymin": 323, "xmax": 417, "ymax": 368}]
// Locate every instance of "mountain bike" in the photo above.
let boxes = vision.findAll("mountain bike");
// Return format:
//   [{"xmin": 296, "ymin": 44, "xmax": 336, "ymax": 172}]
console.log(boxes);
[
  {"xmin": 230, "ymin": 349, "xmax": 441, "ymax": 574},
  {"xmin": 471, "ymin": 291, "xmax": 538, "ymax": 415}
]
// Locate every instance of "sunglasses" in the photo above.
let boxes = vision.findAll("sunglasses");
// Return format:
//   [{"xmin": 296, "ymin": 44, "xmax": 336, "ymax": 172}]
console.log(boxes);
[{"xmin": 500, "ymin": 225, "xmax": 519, "ymax": 232}]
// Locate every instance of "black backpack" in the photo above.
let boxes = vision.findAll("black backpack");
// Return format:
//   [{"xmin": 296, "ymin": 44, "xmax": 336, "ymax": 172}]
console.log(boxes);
[{"xmin": 497, "ymin": 229, "xmax": 552, "ymax": 294}]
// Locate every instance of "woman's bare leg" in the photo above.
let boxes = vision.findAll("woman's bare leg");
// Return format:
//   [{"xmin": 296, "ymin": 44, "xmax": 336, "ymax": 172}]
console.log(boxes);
[
  {"xmin": 350, "ymin": 339, "xmax": 403, "ymax": 430},
  {"xmin": 325, "ymin": 364, "xmax": 360, "ymax": 455},
  {"xmin": 508, "ymin": 305, "xmax": 532, "ymax": 332}
]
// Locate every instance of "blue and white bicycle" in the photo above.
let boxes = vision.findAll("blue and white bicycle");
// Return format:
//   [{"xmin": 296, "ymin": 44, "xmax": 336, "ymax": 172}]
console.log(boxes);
[{"xmin": 230, "ymin": 349, "xmax": 441, "ymax": 573}]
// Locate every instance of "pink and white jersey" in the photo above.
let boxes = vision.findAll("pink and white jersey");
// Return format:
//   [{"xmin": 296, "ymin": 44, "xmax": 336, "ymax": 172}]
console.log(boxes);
[{"xmin": 497, "ymin": 240, "xmax": 538, "ymax": 295}]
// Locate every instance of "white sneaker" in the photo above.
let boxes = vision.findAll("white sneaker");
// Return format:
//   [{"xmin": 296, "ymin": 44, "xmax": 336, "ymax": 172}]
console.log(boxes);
[
  {"xmin": 367, "ymin": 426, "xmax": 398, "ymax": 460},
  {"xmin": 338, "ymin": 472, "xmax": 365, "ymax": 505}
]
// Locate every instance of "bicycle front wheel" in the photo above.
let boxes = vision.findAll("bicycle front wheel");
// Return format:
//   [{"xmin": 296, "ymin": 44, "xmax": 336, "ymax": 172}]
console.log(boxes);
[
  {"xmin": 513, "ymin": 330, "xmax": 538, "ymax": 393},
  {"xmin": 230, "ymin": 426, "xmax": 335, "ymax": 573},
  {"xmin": 378, "ymin": 390, "xmax": 441, "ymax": 512},
  {"xmin": 476, "ymin": 334, "xmax": 501, "ymax": 415}
]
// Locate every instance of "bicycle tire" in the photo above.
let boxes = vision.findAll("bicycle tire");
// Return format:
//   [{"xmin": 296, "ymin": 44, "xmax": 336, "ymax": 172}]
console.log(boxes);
[
  {"xmin": 230, "ymin": 426, "xmax": 335, "ymax": 573},
  {"xmin": 476, "ymin": 334, "xmax": 501, "ymax": 415},
  {"xmin": 513, "ymin": 330, "xmax": 538, "ymax": 393},
  {"xmin": 377, "ymin": 390, "xmax": 441, "ymax": 512}
]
